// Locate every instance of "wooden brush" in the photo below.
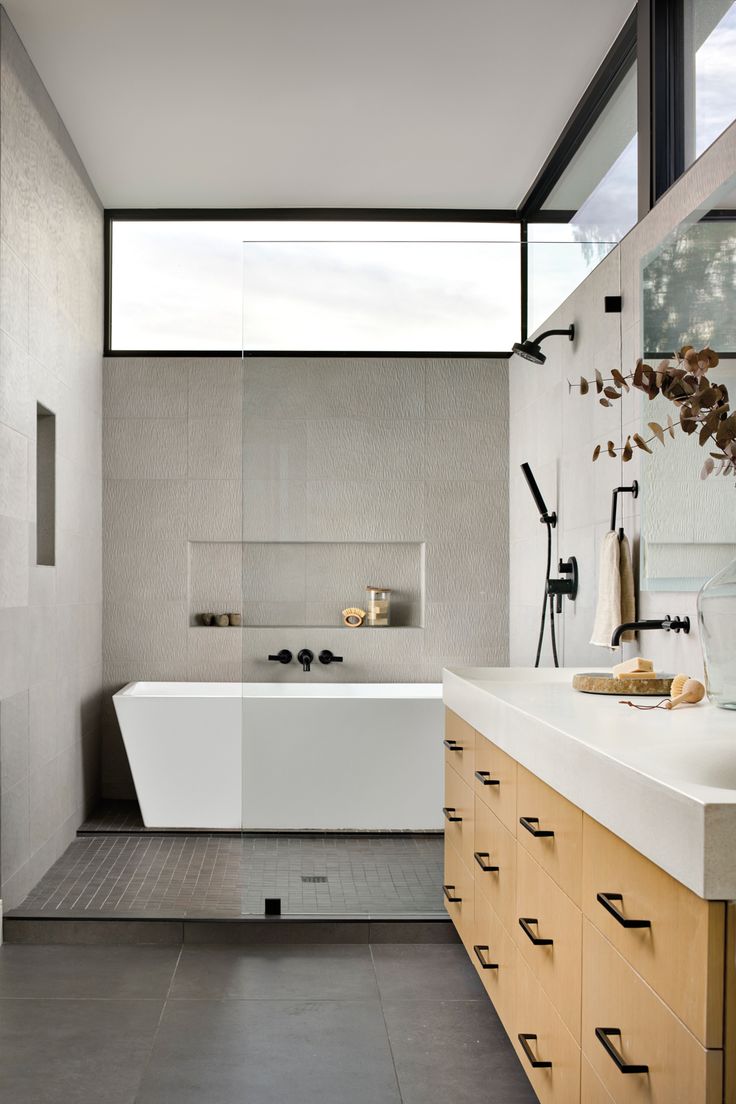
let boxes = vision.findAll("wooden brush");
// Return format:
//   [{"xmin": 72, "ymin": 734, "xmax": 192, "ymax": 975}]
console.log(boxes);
[{"xmin": 664, "ymin": 674, "xmax": 706, "ymax": 709}]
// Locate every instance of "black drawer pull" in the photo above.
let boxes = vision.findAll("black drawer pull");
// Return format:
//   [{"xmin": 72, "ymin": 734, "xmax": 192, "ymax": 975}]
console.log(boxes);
[
  {"xmin": 442, "ymin": 806, "xmax": 462, "ymax": 823},
  {"xmin": 474, "ymin": 851, "xmax": 499, "ymax": 872},
  {"xmin": 474, "ymin": 770, "xmax": 500, "ymax": 786},
  {"xmin": 597, "ymin": 892, "xmax": 651, "ymax": 929},
  {"xmin": 518, "ymin": 1033, "xmax": 552, "ymax": 1069},
  {"xmin": 595, "ymin": 1027, "xmax": 649, "ymax": 1074},
  {"xmin": 443, "ymin": 739, "xmax": 462, "ymax": 751},
  {"xmin": 519, "ymin": 816, "xmax": 554, "ymax": 838},
  {"xmin": 473, "ymin": 944, "xmax": 498, "ymax": 970},
  {"xmin": 443, "ymin": 884, "xmax": 462, "ymax": 903},
  {"xmin": 518, "ymin": 917, "xmax": 553, "ymax": 946}
]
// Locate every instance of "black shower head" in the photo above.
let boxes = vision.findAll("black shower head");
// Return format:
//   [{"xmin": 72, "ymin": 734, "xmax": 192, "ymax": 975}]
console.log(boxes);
[
  {"xmin": 512, "ymin": 338, "xmax": 546, "ymax": 364},
  {"xmin": 512, "ymin": 324, "xmax": 575, "ymax": 365}
]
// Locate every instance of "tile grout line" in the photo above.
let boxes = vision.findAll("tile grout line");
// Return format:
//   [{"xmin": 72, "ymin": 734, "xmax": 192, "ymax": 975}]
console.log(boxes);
[
  {"xmin": 131, "ymin": 943, "xmax": 183, "ymax": 1104},
  {"xmin": 369, "ymin": 944, "xmax": 405, "ymax": 1104}
]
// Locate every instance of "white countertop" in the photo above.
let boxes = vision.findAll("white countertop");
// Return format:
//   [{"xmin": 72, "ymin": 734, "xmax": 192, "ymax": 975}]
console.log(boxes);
[{"xmin": 443, "ymin": 667, "xmax": 736, "ymax": 900}]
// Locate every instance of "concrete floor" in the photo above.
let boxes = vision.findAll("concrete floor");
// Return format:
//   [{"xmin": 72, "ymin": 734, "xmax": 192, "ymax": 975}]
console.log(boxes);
[{"xmin": 0, "ymin": 941, "xmax": 535, "ymax": 1103}]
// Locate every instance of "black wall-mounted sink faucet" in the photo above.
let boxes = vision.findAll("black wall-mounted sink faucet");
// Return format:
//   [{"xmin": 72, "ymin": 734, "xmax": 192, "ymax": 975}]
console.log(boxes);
[
  {"xmin": 611, "ymin": 615, "xmax": 690, "ymax": 648},
  {"xmin": 297, "ymin": 649, "xmax": 314, "ymax": 672}
]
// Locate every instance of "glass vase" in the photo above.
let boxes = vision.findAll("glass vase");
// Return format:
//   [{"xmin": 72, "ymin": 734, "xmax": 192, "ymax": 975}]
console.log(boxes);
[{"xmin": 698, "ymin": 554, "xmax": 736, "ymax": 709}]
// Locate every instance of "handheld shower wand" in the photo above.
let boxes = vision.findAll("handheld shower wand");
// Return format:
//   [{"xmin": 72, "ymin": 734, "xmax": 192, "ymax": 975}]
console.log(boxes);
[
  {"xmin": 521, "ymin": 463, "xmax": 556, "ymax": 527},
  {"xmin": 521, "ymin": 462, "xmax": 560, "ymax": 668}
]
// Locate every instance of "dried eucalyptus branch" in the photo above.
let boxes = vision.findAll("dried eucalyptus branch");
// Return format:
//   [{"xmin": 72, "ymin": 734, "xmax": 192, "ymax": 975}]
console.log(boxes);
[{"xmin": 570, "ymin": 345, "xmax": 736, "ymax": 480}]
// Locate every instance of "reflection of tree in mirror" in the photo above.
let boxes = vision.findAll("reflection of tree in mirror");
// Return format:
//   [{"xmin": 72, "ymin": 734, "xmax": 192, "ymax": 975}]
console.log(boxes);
[{"xmin": 643, "ymin": 220, "xmax": 736, "ymax": 355}]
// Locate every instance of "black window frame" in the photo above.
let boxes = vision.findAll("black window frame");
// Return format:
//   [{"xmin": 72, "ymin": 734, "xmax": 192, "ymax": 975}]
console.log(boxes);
[{"xmin": 105, "ymin": 3, "xmax": 706, "ymax": 358}]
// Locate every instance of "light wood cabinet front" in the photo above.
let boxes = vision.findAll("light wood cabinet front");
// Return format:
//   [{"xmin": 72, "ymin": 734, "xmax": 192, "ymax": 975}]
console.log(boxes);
[
  {"xmin": 444, "ymin": 708, "xmax": 475, "ymax": 787},
  {"xmin": 517, "ymin": 764, "xmax": 582, "ymax": 905},
  {"xmin": 443, "ymin": 835, "xmax": 474, "ymax": 943},
  {"xmin": 514, "ymin": 952, "xmax": 581, "ymax": 1104},
  {"xmin": 473, "ymin": 889, "xmax": 517, "ymax": 1034},
  {"xmin": 444, "ymin": 761, "xmax": 474, "ymax": 871},
  {"xmin": 474, "ymin": 731, "xmax": 517, "ymax": 832},
  {"xmin": 515, "ymin": 843, "xmax": 582, "ymax": 1042},
  {"xmin": 474, "ymin": 794, "xmax": 517, "ymax": 932},
  {"xmin": 582, "ymin": 814, "xmax": 724, "ymax": 1048},
  {"xmin": 582, "ymin": 920, "xmax": 722, "ymax": 1104},
  {"xmin": 582, "ymin": 1056, "xmax": 616, "ymax": 1104}
]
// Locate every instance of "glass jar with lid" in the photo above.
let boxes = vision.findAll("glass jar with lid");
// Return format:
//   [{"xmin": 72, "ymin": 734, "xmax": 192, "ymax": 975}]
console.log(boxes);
[{"xmin": 366, "ymin": 587, "xmax": 391, "ymax": 627}]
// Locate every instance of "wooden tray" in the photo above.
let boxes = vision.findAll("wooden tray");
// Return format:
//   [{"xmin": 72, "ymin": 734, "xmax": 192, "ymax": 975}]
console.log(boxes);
[{"xmin": 572, "ymin": 672, "xmax": 674, "ymax": 696}]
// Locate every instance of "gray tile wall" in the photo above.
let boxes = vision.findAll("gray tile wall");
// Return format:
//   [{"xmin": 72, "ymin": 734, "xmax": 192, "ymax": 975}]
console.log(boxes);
[
  {"xmin": 102, "ymin": 356, "xmax": 509, "ymax": 797},
  {"xmin": 509, "ymin": 119, "xmax": 736, "ymax": 676},
  {"xmin": 0, "ymin": 9, "xmax": 104, "ymax": 907}
]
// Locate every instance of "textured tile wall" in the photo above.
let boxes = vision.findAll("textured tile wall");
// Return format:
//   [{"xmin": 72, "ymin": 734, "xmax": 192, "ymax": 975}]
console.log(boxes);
[
  {"xmin": 102, "ymin": 356, "xmax": 509, "ymax": 797},
  {"xmin": 509, "ymin": 119, "xmax": 736, "ymax": 676},
  {"xmin": 0, "ymin": 10, "xmax": 103, "ymax": 907}
]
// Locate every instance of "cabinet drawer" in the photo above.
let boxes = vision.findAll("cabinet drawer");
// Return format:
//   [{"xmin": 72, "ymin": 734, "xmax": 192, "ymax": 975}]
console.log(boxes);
[
  {"xmin": 582, "ymin": 815, "xmax": 724, "ymax": 1048},
  {"xmin": 473, "ymin": 889, "xmax": 517, "ymax": 1035},
  {"xmin": 444, "ymin": 761, "xmax": 474, "ymax": 871},
  {"xmin": 443, "ymin": 835, "xmax": 474, "ymax": 942},
  {"xmin": 515, "ymin": 843, "xmax": 582, "ymax": 1043},
  {"xmin": 444, "ymin": 708, "xmax": 475, "ymax": 787},
  {"xmin": 514, "ymin": 952, "xmax": 581, "ymax": 1104},
  {"xmin": 517, "ymin": 764, "xmax": 582, "ymax": 905},
  {"xmin": 582, "ymin": 920, "xmax": 722, "ymax": 1104},
  {"xmin": 582, "ymin": 1057, "xmax": 615, "ymax": 1104},
  {"xmin": 474, "ymin": 732, "xmax": 517, "ymax": 832},
  {"xmin": 474, "ymin": 796, "xmax": 517, "ymax": 933}
]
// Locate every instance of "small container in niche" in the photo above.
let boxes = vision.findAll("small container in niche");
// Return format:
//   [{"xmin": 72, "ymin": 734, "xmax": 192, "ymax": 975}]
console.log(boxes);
[
  {"xmin": 228, "ymin": 612, "xmax": 242, "ymax": 627},
  {"xmin": 199, "ymin": 612, "xmax": 214, "ymax": 627},
  {"xmin": 366, "ymin": 587, "xmax": 391, "ymax": 627},
  {"xmin": 215, "ymin": 613, "xmax": 230, "ymax": 627}
]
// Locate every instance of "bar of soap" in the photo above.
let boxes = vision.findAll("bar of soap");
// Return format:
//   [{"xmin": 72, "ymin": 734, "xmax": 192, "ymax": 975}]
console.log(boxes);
[
  {"xmin": 613, "ymin": 669, "xmax": 659, "ymax": 680},
  {"xmin": 612, "ymin": 657, "xmax": 654, "ymax": 678}
]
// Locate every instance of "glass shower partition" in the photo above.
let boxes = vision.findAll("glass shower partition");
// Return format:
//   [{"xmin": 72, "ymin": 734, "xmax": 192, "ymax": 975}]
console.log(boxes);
[{"xmin": 239, "ymin": 224, "xmax": 521, "ymax": 920}]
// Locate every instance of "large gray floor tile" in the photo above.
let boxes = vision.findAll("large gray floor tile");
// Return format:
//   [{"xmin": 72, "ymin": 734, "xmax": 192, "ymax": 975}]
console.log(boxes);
[
  {"xmin": 383, "ymin": 998, "xmax": 535, "ymax": 1104},
  {"xmin": 0, "ymin": 945, "xmax": 180, "ymax": 998},
  {"xmin": 0, "ymin": 998, "xmax": 163, "ymax": 1104},
  {"xmin": 371, "ymin": 943, "xmax": 484, "ymax": 1001},
  {"xmin": 171, "ymin": 944, "xmax": 378, "ymax": 1000},
  {"xmin": 136, "ymin": 998, "xmax": 401, "ymax": 1104}
]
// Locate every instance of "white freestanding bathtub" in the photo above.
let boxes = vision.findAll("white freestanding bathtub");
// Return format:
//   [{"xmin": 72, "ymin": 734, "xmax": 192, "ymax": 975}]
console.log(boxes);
[{"xmin": 113, "ymin": 682, "xmax": 444, "ymax": 831}]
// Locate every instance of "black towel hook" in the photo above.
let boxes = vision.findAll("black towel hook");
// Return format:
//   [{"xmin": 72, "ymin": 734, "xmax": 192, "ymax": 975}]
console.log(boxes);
[{"xmin": 610, "ymin": 481, "xmax": 639, "ymax": 540}]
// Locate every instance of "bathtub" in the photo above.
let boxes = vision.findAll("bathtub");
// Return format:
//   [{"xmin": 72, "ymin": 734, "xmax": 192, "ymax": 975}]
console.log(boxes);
[{"xmin": 113, "ymin": 682, "xmax": 444, "ymax": 831}]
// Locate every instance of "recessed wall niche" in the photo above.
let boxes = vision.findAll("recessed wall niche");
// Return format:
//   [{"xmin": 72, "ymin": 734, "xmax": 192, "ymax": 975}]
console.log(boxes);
[
  {"xmin": 188, "ymin": 541, "xmax": 424, "ymax": 628},
  {"xmin": 35, "ymin": 403, "xmax": 56, "ymax": 566}
]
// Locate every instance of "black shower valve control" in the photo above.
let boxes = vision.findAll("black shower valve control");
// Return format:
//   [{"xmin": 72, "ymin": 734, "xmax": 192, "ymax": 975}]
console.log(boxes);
[{"xmin": 546, "ymin": 557, "xmax": 579, "ymax": 613}]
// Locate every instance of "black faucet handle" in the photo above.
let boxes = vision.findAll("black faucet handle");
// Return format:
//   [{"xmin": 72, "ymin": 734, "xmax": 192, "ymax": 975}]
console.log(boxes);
[
  {"xmin": 268, "ymin": 650, "xmax": 292, "ymax": 665},
  {"xmin": 319, "ymin": 650, "xmax": 343, "ymax": 665}
]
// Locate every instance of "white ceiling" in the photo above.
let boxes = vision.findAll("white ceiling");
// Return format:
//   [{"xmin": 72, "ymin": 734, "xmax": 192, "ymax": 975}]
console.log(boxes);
[{"xmin": 4, "ymin": 0, "xmax": 635, "ymax": 209}]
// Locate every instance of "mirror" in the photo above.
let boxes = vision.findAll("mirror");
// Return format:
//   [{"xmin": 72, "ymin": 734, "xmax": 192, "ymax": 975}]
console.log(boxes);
[{"xmin": 640, "ymin": 173, "xmax": 736, "ymax": 591}]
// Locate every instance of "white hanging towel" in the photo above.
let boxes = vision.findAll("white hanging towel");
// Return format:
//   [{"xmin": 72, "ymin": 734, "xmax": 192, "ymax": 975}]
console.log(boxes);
[{"xmin": 590, "ymin": 531, "xmax": 636, "ymax": 648}]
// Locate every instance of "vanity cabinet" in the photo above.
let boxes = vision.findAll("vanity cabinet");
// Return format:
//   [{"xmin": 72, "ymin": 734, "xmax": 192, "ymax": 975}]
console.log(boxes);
[{"xmin": 443, "ymin": 707, "xmax": 735, "ymax": 1104}]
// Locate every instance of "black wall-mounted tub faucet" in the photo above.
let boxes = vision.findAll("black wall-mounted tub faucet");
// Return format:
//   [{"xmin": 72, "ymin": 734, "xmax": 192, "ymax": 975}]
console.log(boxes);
[
  {"xmin": 297, "ymin": 649, "xmax": 314, "ymax": 672},
  {"xmin": 611, "ymin": 615, "xmax": 690, "ymax": 648}
]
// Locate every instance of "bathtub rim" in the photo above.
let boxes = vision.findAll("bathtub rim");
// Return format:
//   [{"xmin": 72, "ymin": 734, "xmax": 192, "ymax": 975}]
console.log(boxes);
[{"xmin": 114, "ymin": 680, "xmax": 443, "ymax": 700}]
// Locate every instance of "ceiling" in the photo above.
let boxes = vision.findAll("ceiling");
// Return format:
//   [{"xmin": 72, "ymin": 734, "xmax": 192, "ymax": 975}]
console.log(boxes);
[{"xmin": 4, "ymin": 0, "xmax": 635, "ymax": 209}]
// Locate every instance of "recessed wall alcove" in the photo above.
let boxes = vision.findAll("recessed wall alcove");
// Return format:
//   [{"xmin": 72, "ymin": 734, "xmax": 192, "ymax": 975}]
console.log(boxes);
[{"xmin": 188, "ymin": 540, "xmax": 425, "ymax": 628}]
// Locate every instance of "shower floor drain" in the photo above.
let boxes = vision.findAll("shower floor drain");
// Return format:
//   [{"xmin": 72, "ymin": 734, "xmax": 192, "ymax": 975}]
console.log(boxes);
[{"xmin": 301, "ymin": 875, "xmax": 328, "ymax": 883}]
